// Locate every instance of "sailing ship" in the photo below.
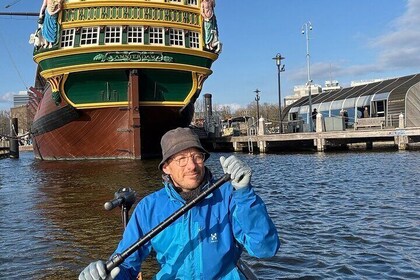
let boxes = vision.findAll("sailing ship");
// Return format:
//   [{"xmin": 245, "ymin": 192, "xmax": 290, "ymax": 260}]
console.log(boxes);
[{"xmin": 25, "ymin": 0, "xmax": 221, "ymax": 160}]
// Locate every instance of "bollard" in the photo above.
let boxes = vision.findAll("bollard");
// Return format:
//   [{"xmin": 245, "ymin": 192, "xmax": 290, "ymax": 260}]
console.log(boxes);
[
  {"xmin": 398, "ymin": 113, "xmax": 405, "ymax": 128},
  {"xmin": 316, "ymin": 113, "xmax": 325, "ymax": 132},
  {"xmin": 9, "ymin": 118, "xmax": 19, "ymax": 159},
  {"xmin": 397, "ymin": 113, "xmax": 408, "ymax": 150},
  {"xmin": 258, "ymin": 117, "xmax": 266, "ymax": 136},
  {"xmin": 315, "ymin": 113, "xmax": 325, "ymax": 151}
]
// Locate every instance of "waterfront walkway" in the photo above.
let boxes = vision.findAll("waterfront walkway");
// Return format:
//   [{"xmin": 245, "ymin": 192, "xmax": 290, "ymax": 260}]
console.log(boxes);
[
  {"xmin": 212, "ymin": 127, "xmax": 420, "ymax": 153},
  {"xmin": 202, "ymin": 114, "xmax": 420, "ymax": 153}
]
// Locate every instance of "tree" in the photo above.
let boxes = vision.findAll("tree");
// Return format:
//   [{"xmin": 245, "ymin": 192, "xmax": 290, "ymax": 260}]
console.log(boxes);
[
  {"xmin": 233, "ymin": 102, "xmax": 279, "ymax": 120},
  {"xmin": 260, "ymin": 103, "xmax": 280, "ymax": 123},
  {"xmin": 213, "ymin": 103, "xmax": 232, "ymax": 120},
  {"xmin": 0, "ymin": 110, "xmax": 11, "ymax": 136},
  {"xmin": 193, "ymin": 94, "xmax": 283, "ymax": 131},
  {"xmin": 11, "ymin": 106, "xmax": 32, "ymax": 135}
]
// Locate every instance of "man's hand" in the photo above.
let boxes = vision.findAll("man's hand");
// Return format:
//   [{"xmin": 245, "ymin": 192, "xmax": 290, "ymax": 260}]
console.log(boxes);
[
  {"xmin": 79, "ymin": 260, "xmax": 120, "ymax": 280},
  {"xmin": 220, "ymin": 155, "xmax": 252, "ymax": 190}
]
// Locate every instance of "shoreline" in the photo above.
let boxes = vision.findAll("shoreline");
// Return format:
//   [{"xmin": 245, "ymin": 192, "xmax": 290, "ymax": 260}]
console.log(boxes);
[{"xmin": 20, "ymin": 145, "xmax": 33, "ymax": 152}]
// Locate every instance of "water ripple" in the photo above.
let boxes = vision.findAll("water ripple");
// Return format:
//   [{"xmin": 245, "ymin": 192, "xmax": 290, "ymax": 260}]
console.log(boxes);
[{"xmin": 0, "ymin": 151, "xmax": 419, "ymax": 279}]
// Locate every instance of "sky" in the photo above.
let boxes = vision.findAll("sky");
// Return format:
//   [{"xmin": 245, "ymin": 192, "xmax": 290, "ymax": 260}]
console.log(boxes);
[{"xmin": 0, "ymin": 0, "xmax": 420, "ymax": 111}]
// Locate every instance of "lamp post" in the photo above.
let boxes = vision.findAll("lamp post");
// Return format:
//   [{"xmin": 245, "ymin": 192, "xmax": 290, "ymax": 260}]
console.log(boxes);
[
  {"xmin": 273, "ymin": 53, "xmax": 285, "ymax": 133},
  {"xmin": 254, "ymin": 89, "xmax": 260, "ymax": 125},
  {"xmin": 302, "ymin": 21, "xmax": 313, "ymax": 132}
]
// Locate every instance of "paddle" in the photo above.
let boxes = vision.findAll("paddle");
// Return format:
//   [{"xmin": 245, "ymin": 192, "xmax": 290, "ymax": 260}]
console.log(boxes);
[{"xmin": 105, "ymin": 173, "xmax": 231, "ymax": 273}]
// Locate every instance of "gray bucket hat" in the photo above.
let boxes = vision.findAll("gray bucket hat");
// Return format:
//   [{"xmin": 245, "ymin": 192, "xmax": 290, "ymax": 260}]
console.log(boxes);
[{"xmin": 158, "ymin": 127, "xmax": 210, "ymax": 170}]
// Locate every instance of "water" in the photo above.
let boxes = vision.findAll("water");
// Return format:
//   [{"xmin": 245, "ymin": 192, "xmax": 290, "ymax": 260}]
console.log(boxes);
[{"xmin": 0, "ymin": 151, "xmax": 419, "ymax": 280}]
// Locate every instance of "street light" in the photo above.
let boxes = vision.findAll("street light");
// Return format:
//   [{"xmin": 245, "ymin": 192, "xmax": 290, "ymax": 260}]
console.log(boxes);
[
  {"xmin": 302, "ymin": 21, "xmax": 313, "ymax": 132},
  {"xmin": 273, "ymin": 53, "xmax": 285, "ymax": 133},
  {"xmin": 254, "ymin": 89, "xmax": 261, "ymax": 124}
]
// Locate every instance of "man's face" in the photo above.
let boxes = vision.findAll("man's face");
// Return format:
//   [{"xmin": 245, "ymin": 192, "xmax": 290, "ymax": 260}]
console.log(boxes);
[{"xmin": 162, "ymin": 148, "xmax": 206, "ymax": 192}]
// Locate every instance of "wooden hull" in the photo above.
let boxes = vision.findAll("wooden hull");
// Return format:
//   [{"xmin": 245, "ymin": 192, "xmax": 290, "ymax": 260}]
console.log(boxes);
[
  {"xmin": 32, "ymin": 84, "xmax": 193, "ymax": 160},
  {"xmin": 33, "ymin": 107, "xmax": 130, "ymax": 160}
]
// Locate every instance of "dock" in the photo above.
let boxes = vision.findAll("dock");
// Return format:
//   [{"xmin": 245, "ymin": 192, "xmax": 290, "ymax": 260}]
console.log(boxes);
[
  {"xmin": 0, "ymin": 140, "xmax": 10, "ymax": 159},
  {"xmin": 205, "ymin": 127, "xmax": 420, "ymax": 153},
  {"xmin": 0, "ymin": 140, "xmax": 33, "ymax": 159},
  {"xmin": 201, "ymin": 115, "xmax": 420, "ymax": 153}
]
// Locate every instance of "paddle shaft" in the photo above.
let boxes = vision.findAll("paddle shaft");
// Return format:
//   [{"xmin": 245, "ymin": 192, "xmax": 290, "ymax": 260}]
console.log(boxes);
[{"xmin": 105, "ymin": 173, "xmax": 231, "ymax": 272}]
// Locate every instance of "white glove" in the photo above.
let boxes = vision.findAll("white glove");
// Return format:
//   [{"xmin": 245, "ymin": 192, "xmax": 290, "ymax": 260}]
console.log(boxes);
[
  {"xmin": 220, "ymin": 155, "xmax": 252, "ymax": 190},
  {"xmin": 79, "ymin": 260, "xmax": 120, "ymax": 280}
]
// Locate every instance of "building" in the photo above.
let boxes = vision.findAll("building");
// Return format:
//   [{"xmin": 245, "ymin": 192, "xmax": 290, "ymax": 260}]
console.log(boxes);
[
  {"xmin": 350, "ymin": 78, "xmax": 385, "ymax": 87},
  {"xmin": 282, "ymin": 73, "xmax": 420, "ymax": 131},
  {"xmin": 322, "ymin": 80, "xmax": 342, "ymax": 92},
  {"xmin": 13, "ymin": 91, "xmax": 30, "ymax": 107},
  {"xmin": 10, "ymin": 105, "xmax": 32, "ymax": 135},
  {"xmin": 284, "ymin": 84, "xmax": 322, "ymax": 107},
  {"xmin": 10, "ymin": 91, "xmax": 33, "ymax": 136}
]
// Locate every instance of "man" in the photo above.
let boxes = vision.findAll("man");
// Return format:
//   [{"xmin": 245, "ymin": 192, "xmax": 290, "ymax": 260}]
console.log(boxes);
[
  {"xmin": 343, "ymin": 110, "xmax": 349, "ymax": 128},
  {"xmin": 363, "ymin": 107, "xmax": 369, "ymax": 118},
  {"xmin": 79, "ymin": 127, "xmax": 280, "ymax": 280},
  {"xmin": 312, "ymin": 108, "xmax": 318, "ymax": 131}
]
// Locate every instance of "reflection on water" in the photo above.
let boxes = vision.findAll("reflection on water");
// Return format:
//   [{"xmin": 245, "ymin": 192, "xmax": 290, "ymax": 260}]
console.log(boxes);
[{"xmin": 0, "ymin": 151, "xmax": 419, "ymax": 279}]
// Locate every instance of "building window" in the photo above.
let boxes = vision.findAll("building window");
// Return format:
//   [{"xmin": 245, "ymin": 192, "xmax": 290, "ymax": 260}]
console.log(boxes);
[
  {"xmin": 169, "ymin": 28, "xmax": 184, "ymax": 47},
  {"xmin": 127, "ymin": 26, "xmax": 144, "ymax": 44},
  {"xmin": 189, "ymin": 31, "xmax": 200, "ymax": 49},
  {"xmin": 104, "ymin": 26, "xmax": 122, "ymax": 44},
  {"xmin": 80, "ymin": 27, "xmax": 99, "ymax": 45},
  {"xmin": 169, "ymin": 0, "xmax": 182, "ymax": 3},
  {"xmin": 61, "ymin": 28, "xmax": 75, "ymax": 48},
  {"xmin": 149, "ymin": 27, "xmax": 164, "ymax": 45},
  {"xmin": 186, "ymin": 0, "xmax": 198, "ymax": 5}
]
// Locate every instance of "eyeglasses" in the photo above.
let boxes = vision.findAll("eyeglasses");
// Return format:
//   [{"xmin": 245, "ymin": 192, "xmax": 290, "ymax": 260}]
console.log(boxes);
[{"xmin": 170, "ymin": 152, "xmax": 206, "ymax": 167}]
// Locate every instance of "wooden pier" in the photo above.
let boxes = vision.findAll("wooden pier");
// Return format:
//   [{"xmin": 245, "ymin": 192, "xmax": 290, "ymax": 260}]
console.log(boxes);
[
  {"xmin": 209, "ymin": 127, "xmax": 420, "ymax": 153},
  {"xmin": 0, "ymin": 140, "xmax": 10, "ymax": 159},
  {"xmin": 202, "ymin": 115, "xmax": 420, "ymax": 153}
]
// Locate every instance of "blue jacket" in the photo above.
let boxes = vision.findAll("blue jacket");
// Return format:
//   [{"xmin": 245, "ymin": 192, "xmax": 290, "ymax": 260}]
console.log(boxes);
[{"xmin": 114, "ymin": 174, "xmax": 280, "ymax": 279}]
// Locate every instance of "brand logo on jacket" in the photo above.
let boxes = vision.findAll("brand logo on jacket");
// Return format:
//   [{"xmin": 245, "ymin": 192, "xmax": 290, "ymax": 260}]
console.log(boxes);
[{"xmin": 210, "ymin": 233, "xmax": 218, "ymax": 243}]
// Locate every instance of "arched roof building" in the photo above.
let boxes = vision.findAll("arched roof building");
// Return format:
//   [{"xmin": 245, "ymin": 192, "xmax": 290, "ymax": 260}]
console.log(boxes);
[{"xmin": 283, "ymin": 73, "xmax": 420, "ymax": 130}]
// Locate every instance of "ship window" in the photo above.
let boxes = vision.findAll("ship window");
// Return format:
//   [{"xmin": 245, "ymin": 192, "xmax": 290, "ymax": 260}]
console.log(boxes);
[
  {"xmin": 104, "ymin": 26, "xmax": 122, "ymax": 44},
  {"xmin": 186, "ymin": 0, "xmax": 198, "ymax": 5},
  {"xmin": 189, "ymin": 31, "xmax": 200, "ymax": 49},
  {"xmin": 169, "ymin": 28, "xmax": 185, "ymax": 47},
  {"xmin": 149, "ymin": 27, "xmax": 164, "ymax": 45},
  {"xmin": 127, "ymin": 26, "xmax": 144, "ymax": 44},
  {"xmin": 61, "ymin": 28, "xmax": 75, "ymax": 48},
  {"xmin": 80, "ymin": 27, "xmax": 99, "ymax": 45}
]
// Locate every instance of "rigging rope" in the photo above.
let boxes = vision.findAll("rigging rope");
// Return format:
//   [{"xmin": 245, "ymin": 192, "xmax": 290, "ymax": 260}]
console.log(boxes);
[
  {"xmin": 0, "ymin": 29, "xmax": 29, "ymax": 90},
  {"xmin": 0, "ymin": 131, "xmax": 30, "ymax": 140},
  {"xmin": 4, "ymin": 0, "xmax": 24, "ymax": 9}
]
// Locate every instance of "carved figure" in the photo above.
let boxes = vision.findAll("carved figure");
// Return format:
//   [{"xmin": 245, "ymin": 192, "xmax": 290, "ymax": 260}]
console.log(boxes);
[
  {"xmin": 29, "ymin": 24, "xmax": 48, "ymax": 50},
  {"xmin": 208, "ymin": 29, "xmax": 222, "ymax": 54},
  {"xmin": 38, "ymin": 0, "xmax": 63, "ymax": 48},
  {"xmin": 201, "ymin": 0, "xmax": 222, "ymax": 54}
]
